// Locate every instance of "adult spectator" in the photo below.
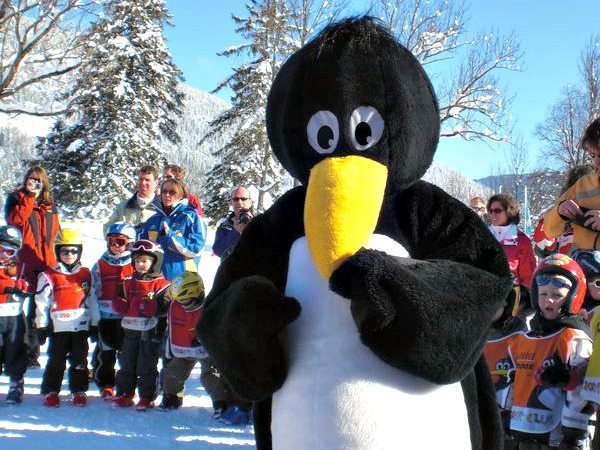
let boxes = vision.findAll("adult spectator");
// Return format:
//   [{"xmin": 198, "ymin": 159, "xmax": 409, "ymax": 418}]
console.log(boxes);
[
  {"xmin": 5, "ymin": 165, "xmax": 60, "ymax": 368},
  {"xmin": 487, "ymin": 193, "xmax": 536, "ymax": 288},
  {"xmin": 533, "ymin": 164, "xmax": 595, "ymax": 257},
  {"xmin": 139, "ymin": 178, "xmax": 207, "ymax": 281},
  {"xmin": 213, "ymin": 187, "xmax": 253, "ymax": 259},
  {"xmin": 162, "ymin": 164, "xmax": 204, "ymax": 217},
  {"xmin": 103, "ymin": 165, "xmax": 161, "ymax": 236},
  {"xmin": 545, "ymin": 118, "xmax": 600, "ymax": 251},
  {"xmin": 469, "ymin": 196, "xmax": 489, "ymax": 224}
]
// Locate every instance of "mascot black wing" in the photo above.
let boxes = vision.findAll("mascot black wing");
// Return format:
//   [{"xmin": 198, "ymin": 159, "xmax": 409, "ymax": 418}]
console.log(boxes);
[{"xmin": 198, "ymin": 16, "xmax": 513, "ymax": 450}]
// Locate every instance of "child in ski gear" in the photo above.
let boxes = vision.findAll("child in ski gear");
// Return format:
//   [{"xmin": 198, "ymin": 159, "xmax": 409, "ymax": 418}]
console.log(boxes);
[
  {"xmin": 34, "ymin": 228, "xmax": 97, "ymax": 407},
  {"xmin": 89, "ymin": 221, "xmax": 135, "ymax": 400},
  {"xmin": 159, "ymin": 271, "xmax": 206, "ymax": 411},
  {"xmin": 572, "ymin": 250, "xmax": 600, "ymax": 323},
  {"xmin": 0, "ymin": 226, "xmax": 29, "ymax": 404},
  {"xmin": 508, "ymin": 254, "xmax": 593, "ymax": 449},
  {"xmin": 113, "ymin": 239, "xmax": 170, "ymax": 411},
  {"xmin": 484, "ymin": 286, "xmax": 529, "ymax": 449}
]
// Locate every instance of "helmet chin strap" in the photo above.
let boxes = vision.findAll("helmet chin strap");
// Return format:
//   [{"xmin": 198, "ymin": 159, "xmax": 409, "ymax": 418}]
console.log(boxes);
[{"xmin": 60, "ymin": 259, "xmax": 80, "ymax": 273}]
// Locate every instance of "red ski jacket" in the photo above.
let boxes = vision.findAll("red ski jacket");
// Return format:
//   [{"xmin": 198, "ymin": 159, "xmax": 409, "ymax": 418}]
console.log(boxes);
[{"xmin": 6, "ymin": 189, "xmax": 60, "ymax": 289}]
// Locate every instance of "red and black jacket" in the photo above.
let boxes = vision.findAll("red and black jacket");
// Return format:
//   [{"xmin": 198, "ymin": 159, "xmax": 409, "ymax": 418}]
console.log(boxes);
[{"xmin": 6, "ymin": 189, "xmax": 60, "ymax": 289}]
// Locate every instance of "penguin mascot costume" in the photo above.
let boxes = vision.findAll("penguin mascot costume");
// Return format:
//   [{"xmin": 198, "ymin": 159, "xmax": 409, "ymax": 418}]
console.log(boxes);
[{"xmin": 198, "ymin": 16, "xmax": 513, "ymax": 450}]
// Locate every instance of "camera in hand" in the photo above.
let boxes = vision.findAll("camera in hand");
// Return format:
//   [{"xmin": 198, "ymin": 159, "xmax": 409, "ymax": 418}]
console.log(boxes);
[{"xmin": 238, "ymin": 208, "xmax": 252, "ymax": 225}]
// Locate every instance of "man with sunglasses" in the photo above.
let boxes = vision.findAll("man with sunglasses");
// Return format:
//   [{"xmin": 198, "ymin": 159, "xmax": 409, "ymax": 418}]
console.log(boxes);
[{"xmin": 213, "ymin": 187, "xmax": 254, "ymax": 259}]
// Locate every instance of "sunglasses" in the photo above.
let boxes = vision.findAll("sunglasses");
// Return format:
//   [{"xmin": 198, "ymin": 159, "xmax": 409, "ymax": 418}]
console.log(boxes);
[
  {"xmin": 536, "ymin": 276, "xmax": 572, "ymax": 289},
  {"xmin": 161, "ymin": 189, "xmax": 178, "ymax": 196},
  {"xmin": 59, "ymin": 248, "xmax": 80, "ymax": 256},
  {"xmin": 132, "ymin": 240, "xmax": 157, "ymax": 253},
  {"xmin": 108, "ymin": 236, "xmax": 129, "ymax": 247},
  {"xmin": 28, "ymin": 177, "xmax": 41, "ymax": 183},
  {"xmin": 471, "ymin": 206, "xmax": 485, "ymax": 211},
  {"xmin": 232, "ymin": 197, "xmax": 249, "ymax": 201},
  {"xmin": 488, "ymin": 208, "xmax": 505, "ymax": 214},
  {"xmin": 0, "ymin": 246, "xmax": 17, "ymax": 257}
]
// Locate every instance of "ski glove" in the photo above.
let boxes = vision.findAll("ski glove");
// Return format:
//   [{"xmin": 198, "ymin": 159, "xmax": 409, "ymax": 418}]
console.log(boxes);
[
  {"xmin": 88, "ymin": 326, "xmax": 99, "ymax": 343},
  {"xmin": 37, "ymin": 327, "xmax": 49, "ymax": 346},
  {"xmin": 558, "ymin": 427, "xmax": 588, "ymax": 450},
  {"xmin": 535, "ymin": 355, "xmax": 578, "ymax": 391}
]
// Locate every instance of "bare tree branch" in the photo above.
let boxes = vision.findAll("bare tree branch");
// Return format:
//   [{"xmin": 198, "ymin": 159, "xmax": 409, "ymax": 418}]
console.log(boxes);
[{"xmin": 0, "ymin": 0, "xmax": 99, "ymax": 116}]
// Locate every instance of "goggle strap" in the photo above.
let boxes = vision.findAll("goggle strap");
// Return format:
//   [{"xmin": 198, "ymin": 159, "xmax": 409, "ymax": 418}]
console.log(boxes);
[{"xmin": 511, "ymin": 285, "xmax": 521, "ymax": 318}]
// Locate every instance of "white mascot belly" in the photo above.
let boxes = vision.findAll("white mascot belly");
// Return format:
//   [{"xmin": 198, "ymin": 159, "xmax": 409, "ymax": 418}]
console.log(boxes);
[{"xmin": 271, "ymin": 235, "xmax": 472, "ymax": 450}]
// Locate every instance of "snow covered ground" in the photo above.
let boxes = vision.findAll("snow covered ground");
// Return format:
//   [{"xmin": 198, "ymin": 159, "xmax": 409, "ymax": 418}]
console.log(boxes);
[{"xmin": 0, "ymin": 221, "xmax": 256, "ymax": 449}]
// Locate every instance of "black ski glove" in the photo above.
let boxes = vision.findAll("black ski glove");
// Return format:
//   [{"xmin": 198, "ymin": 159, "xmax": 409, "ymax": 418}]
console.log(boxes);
[
  {"xmin": 537, "ymin": 355, "xmax": 575, "ymax": 388},
  {"xmin": 558, "ymin": 427, "xmax": 588, "ymax": 450},
  {"xmin": 37, "ymin": 327, "xmax": 49, "ymax": 346},
  {"xmin": 88, "ymin": 326, "xmax": 99, "ymax": 343}
]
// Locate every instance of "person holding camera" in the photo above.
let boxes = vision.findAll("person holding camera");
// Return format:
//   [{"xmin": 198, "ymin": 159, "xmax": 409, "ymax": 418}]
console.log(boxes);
[
  {"xmin": 5, "ymin": 165, "xmax": 60, "ymax": 369},
  {"xmin": 139, "ymin": 178, "xmax": 207, "ymax": 281},
  {"xmin": 213, "ymin": 187, "xmax": 254, "ymax": 259}
]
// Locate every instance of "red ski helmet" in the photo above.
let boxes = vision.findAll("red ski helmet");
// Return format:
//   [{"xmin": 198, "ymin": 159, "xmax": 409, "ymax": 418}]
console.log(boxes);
[{"xmin": 531, "ymin": 254, "xmax": 586, "ymax": 316}]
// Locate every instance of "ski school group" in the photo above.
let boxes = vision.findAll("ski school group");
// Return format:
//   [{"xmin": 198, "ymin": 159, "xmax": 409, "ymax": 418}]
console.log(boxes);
[
  {"xmin": 0, "ymin": 162, "xmax": 254, "ymax": 427},
  {"xmin": 1, "ymin": 122, "xmax": 600, "ymax": 448},
  {"xmin": 481, "ymin": 116, "xmax": 600, "ymax": 450}
]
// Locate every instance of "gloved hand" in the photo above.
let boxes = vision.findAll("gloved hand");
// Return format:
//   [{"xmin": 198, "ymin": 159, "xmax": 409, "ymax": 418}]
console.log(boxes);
[
  {"xmin": 37, "ymin": 327, "xmax": 49, "ymax": 346},
  {"xmin": 534, "ymin": 355, "xmax": 578, "ymax": 390},
  {"xmin": 558, "ymin": 427, "xmax": 588, "ymax": 450},
  {"xmin": 88, "ymin": 326, "xmax": 99, "ymax": 343}
]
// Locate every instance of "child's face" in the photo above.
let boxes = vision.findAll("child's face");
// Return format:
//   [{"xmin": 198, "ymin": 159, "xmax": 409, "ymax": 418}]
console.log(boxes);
[
  {"xmin": 537, "ymin": 283, "xmax": 570, "ymax": 320},
  {"xmin": 588, "ymin": 277, "xmax": 600, "ymax": 301},
  {"xmin": 107, "ymin": 235, "xmax": 129, "ymax": 256},
  {"xmin": 0, "ymin": 243, "xmax": 17, "ymax": 264},
  {"xmin": 58, "ymin": 246, "xmax": 80, "ymax": 265},
  {"xmin": 134, "ymin": 255, "xmax": 153, "ymax": 274}
]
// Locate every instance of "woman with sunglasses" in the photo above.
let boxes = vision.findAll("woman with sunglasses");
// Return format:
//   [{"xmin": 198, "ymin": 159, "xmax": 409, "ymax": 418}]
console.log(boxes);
[
  {"xmin": 139, "ymin": 178, "xmax": 207, "ymax": 281},
  {"xmin": 487, "ymin": 193, "xmax": 537, "ymax": 289},
  {"xmin": 4, "ymin": 165, "xmax": 60, "ymax": 369}
]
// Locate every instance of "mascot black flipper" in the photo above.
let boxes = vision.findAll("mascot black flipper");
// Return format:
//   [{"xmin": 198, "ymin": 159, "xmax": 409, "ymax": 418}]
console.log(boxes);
[{"xmin": 198, "ymin": 16, "xmax": 512, "ymax": 450}]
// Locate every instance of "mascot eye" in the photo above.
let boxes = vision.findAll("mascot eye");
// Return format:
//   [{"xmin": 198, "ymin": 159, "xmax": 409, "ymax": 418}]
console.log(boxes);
[
  {"xmin": 350, "ymin": 106, "xmax": 384, "ymax": 151},
  {"xmin": 307, "ymin": 110, "xmax": 339, "ymax": 154}
]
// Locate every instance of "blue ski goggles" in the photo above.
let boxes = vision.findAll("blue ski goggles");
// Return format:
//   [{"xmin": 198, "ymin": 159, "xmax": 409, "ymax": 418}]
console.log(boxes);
[{"xmin": 535, "ymin": 276, "xmax": 572, "ymax": 289}]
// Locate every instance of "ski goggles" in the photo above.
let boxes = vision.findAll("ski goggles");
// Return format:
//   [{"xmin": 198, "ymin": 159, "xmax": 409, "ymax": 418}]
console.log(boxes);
[
  {"xmin": 59, "ymin": 247, "xmax": 80, "ymax": 256},
  {"xmin": 131, "ymin": 240, "xmax": 158, "ymax": 253},
  {"xmin": 0, "ymin": 245, "xmax": 17, "ymax": 258},
  {"xmin": 535, "ymin": 275, "xmax": 572, "ymax": 289},
  {"xmin": 108, "ymin": 236, "xmax": 129, "ymax": 247}
]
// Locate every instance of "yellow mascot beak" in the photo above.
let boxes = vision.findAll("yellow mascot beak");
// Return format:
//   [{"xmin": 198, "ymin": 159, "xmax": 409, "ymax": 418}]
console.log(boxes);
[{"xmin": 304, "ymin": 155, "xmax": 388, "ymax": 279}]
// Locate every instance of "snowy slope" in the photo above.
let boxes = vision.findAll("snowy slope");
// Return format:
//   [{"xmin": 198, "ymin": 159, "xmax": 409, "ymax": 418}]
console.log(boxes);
[{"xmin": 0, "ymin": 222, "xmax": 256, "ymax": 449}]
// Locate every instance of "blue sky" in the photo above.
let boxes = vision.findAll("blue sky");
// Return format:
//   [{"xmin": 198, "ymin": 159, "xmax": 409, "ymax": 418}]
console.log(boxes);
[{"xmin": 163, "ymin": 0, "xmax": 597, "ymax": 181}]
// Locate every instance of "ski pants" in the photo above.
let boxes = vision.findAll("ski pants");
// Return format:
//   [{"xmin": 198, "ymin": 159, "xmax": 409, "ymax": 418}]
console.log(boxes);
[
  {"xmin": 0, "ymin": 314, "xmax": 27, "ymax": 381},
  {"xmin": 41, "ymin": 330, "xmax": 89, "ymax": 394},
  {"xmin": 200, "ymin": 355, "xmax": 252, "ymax": 411},
  {"xmin": 162, "ymin": 356, "xmax": 198, "ymax": 398},
  {"xmin": 115, "ymin": 328, "xmax": 161, "ymax": 400},
  {"xmin": 92, "ymin": 318, "xmax": 124, "ymax": 390}
]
